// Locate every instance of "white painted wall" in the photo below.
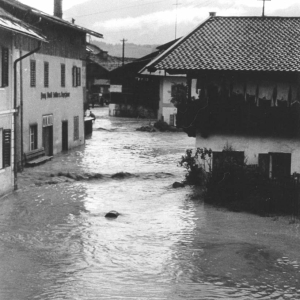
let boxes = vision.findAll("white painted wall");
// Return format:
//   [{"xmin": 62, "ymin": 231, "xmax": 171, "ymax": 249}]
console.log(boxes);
[
  {"xmin": 21, "ymin": 52, "xmax": 85, "ymax": 155},
  {"xmin": 158, "ymin": 76, "xmax": 186, "ymax": 124},
  {"xmin": 196, "ymin": 132, "xmax": 300, "ymax": 174},
  {"xmin": 0, "ymin": 30, "xmax": 14, "ymax": 196}
]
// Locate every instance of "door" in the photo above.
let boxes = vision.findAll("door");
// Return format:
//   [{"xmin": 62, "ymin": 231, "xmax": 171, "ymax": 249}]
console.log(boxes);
[
  {"xmin": 62, "ymin": 121, "xmax": 68, "ymax": 151},
  {"xmin": 43, "ymin": 126, "xmax": 53, "ymax": 156}
]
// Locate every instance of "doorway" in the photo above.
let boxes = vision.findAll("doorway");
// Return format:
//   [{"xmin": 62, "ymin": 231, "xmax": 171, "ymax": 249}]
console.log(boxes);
[
  {"xmin": 62, "ymin": 120, "xmax": 68, "ymax": 151},
  {"xmin": 42, "ymin": 126, "xmax": 53, "ymax": 156}
]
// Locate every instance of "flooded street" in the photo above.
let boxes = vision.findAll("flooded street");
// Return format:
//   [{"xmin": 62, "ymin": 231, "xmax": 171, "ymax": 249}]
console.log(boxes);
[{"xmin": 1, "ymin": 107, "xmax": 300, "ymax": 299}]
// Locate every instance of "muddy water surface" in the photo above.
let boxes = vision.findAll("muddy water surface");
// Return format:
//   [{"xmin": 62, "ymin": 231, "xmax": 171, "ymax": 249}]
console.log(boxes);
[{"xmin": 1, "ymin": 107, "xmax": 300, "ymax": 299}]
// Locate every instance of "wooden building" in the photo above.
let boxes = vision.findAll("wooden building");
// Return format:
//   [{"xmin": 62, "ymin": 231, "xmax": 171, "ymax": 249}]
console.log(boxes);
[
  {"xmin": 147, "ymin": 14, "xmax": 300, "ymax": 176},
  {"xmin": 0, "ymin": 0, "xmax": 102, "ymax": 171},
  {"xmin": 139, "ymin": 40, "xmax": 187, "ymax": 125}
]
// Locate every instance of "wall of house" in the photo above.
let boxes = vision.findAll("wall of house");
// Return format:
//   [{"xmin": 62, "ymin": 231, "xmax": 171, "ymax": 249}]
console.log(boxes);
[
  {"xmin": 20, "ymin": 52, "xmax": 85, "ymax": 155},
  {"xmin": 196, "ymin": 133, "xmax": 300, "ymax": 174},
  {"xmin": 158, "ymin": 76, "xmax": 186, "ymax": 124},
  {"xmin": 0, "ymin": 30, "xmax": 14, "ymax": 196}
]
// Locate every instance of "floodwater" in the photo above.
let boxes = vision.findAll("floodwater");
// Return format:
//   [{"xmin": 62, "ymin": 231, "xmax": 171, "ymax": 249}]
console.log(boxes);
[{"xmin": 1, "ymin": 107, "xmax": 300, "ymax": 300}]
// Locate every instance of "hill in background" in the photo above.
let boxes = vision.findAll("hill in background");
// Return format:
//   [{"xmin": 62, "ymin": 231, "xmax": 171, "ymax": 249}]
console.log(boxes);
[{"xmin": 90, "ymin": 40, "xmax": 158, "ymax": 59}]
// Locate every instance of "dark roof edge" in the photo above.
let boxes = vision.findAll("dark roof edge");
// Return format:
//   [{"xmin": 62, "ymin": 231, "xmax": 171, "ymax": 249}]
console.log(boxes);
[
  {"xmin": 0, "ymin": 0, "xmax": 103, "ymax": 38},
  {"xmin": 145, "ymin": 16, "xmax": 212, "ymax": 71}
]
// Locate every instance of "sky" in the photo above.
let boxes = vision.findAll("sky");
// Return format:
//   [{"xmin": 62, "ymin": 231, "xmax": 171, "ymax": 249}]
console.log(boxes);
[{"xmin": 19, "ymin": 0, "xmax": 300, "ymax": 45}]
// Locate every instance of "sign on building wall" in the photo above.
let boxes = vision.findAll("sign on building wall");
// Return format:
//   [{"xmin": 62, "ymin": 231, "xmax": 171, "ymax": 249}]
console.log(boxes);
[{"xmin": 110, "ymin": 85, "xmax": 122, "ymax": 93}]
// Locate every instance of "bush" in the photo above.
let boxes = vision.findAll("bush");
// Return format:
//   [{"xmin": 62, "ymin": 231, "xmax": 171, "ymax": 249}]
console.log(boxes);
[
  {"xmin": 179, "ymin": 144, "xmax": 299, "ymax": 217},
  {"xmin": 179, "ymin": 148, "xmax": 212, "ymax": 185}
]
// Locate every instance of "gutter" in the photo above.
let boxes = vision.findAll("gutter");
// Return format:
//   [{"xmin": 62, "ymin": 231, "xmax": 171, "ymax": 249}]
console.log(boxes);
[{"xmin": 13, "ymin": 41, "xmax": 41, "ymax": 190}]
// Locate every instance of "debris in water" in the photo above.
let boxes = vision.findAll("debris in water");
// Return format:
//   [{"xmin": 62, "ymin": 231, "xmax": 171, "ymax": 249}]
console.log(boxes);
[{"xmin": 105, "ymin": 211, "xmax": 120, "ymax": 218}]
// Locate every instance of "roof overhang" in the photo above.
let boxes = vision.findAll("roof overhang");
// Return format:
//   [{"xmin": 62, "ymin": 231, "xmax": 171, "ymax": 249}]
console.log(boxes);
[
  {"xmin": 0, "ymin": 0, "xmax": 103, "ymax": 39},
  {"xmin": 0, "ymin": 16, "xmax": 47, "ymax": 42}
]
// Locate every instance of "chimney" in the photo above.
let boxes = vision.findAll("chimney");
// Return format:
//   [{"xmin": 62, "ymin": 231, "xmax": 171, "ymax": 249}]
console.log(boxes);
[
  {"xmin": 209, "ymin": 12, "xmax": 216, "ymax": 17},
  {"xmin": 54, "ymin": 0, "xmax": 63, "ymax": 19}
]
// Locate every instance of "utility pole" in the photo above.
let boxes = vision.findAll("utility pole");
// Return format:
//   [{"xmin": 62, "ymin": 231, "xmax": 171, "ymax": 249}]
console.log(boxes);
[
  {"xmin": 173, "ymin": 0, "xmax": 181, "ymax": 39},
  {"xmin": 258, "ymin": 0, "xmax": 271, "ymax": 17},
  {"xmin": 121, "ymin": 38, "xmax": 127, "ymax": 66}
]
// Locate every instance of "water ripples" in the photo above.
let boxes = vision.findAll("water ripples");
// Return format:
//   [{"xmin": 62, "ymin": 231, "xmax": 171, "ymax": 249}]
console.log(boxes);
[{"xmin": 1, "ymin": 108, "xmax": 300, "ymax": 299}]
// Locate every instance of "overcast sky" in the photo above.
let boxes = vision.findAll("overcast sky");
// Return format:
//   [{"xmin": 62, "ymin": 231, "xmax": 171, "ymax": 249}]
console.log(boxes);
[{"xmin": 19, "ymin": 0, "xmax": 300, "ymax": 45}]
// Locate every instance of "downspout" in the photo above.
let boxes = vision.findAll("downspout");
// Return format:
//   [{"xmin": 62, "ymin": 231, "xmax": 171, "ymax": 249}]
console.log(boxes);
[{"xmin": 13, "ymin": 41, "xmax": 41, "ymax": 190}]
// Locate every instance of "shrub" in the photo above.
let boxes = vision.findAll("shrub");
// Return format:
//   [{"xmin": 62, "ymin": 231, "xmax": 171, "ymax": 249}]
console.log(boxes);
[{"xmin": 179, "ymin": 148, "xmax": 212, "ymax": 185}]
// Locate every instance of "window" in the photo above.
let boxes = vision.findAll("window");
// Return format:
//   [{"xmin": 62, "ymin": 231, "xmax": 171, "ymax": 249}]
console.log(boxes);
[
  {"xmin": 76, "ymin": 67, "xmax": 81, "ymax": 86},
  {"xmin": 72, "ymin": 66, "xmax": 76, "ymax": 87},
  {"xmin": 169, "ymin": 114, "xmax": 176, "ymax": 126},
  {"xmin": 29, "ymin": 124, "xmax": 38, "ymax": 151},
  {"xmin": 2, "ymin": 129, "xmax": 11, "ymax": 168},
  {"xmin": 259, "ymin": 152, "xmax": 291, "ymax": 179},
  {"xmin": 72, "ymin": 66, "xmax": 81, "ymax": 87},
  {"xmin": 61, "ymin": 64, "xmax": 66, "ymax": 87},
  {"xmin": 44, "ymin": 62, "xmax": 49, "ymax": 87},
  {"xmin": 43, "ymin": 114, "xmax": 53, "ymax": 127},
  {"xmin": 1, "ymin": 47, "xmax": 9, "ymax": 87},
  {"xmin": 30, "ymin": 60, "xmax": 36, "ymax": 87},
  {"xmin": 74, "ymin": 116, "xmax": 79, "ymax": 141}
]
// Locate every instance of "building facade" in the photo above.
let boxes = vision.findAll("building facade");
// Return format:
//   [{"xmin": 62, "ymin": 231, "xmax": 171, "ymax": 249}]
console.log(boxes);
[
  {"xmin": 0, "ymin": 28, "xmax": 14, "ymax": 196},
  {"xmin": 147, "ymin": 15, "xmax": 300, "ymax": 176},
  {"xmin": 0, "ymin": 6, "xmax": 46, "ymax": 196},
  {"xmin": 0, "ymin": 0, "xmax": 102, "ymax": 170}
]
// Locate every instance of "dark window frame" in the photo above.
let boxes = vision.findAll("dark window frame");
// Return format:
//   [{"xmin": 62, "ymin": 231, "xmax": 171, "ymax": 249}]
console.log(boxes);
[
  {"xmin": 29, "ymin": 124, "xmax": 38, "ymax": 151},
  {"xmin": 1, "ymin": 47, "xmax": 9, "ymax": 87},
  {"xmin": 72, "ymin": 66, "xmax": 77, "ymax": 87},
  {"xmin": 30, "ymin": 60, "xmax": 36, "ymax": 87},
  {"xmin": 72, "ymin": 66, "xmax": 81, "ymax": 87},
  {"xmin": 2, "ymin": 129, "xmax": 11, "ymax": 168},
  {"xmin": 76, "ymin": 67, "xmax": 81, "ymax": 87},
  {"xmin": 61, "ymin": 63, "xmax": 66, "ymax": 87},
  {"xmin": 44, "ymin": 61, "xmax": 49, "ymax": 88}
]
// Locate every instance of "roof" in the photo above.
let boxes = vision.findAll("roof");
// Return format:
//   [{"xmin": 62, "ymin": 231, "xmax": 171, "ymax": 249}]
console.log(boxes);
[
  {"xmin": 139, "ymin": 38, "xmax": 182, "ymax": 75},
  {"xmin": 86, "ymin": 43, "xmax": 102, "ymax": 55},
  {"xmin": 148, "ymin": 16, "xmax": 300, "ymax": 73},
  {"xmin": 0, "ymin": 6, "xmax": 46, "ymax": 41},
  {"xmin": 0, "ymin": 0, "xmax": 103, "ymax": 38},
  {"xmin": 88, "ymin": 55, "xmax": 135, "ymax": 72}
]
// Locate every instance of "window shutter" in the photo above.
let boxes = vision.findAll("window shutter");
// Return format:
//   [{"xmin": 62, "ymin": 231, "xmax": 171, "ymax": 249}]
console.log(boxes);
[
  {"xmin": 3, "ymin": 129, "xmax": 11, "ymax": 168},
  {"xmin": 30, "ymin": 60, "xmax": 36, "ymax": 87},
  {"xmin": 2, "ymin": 47, "xmax": 9, "ymax": 87},
  {"xmin": 72, "ymin": 66, "xmax": 77, "ymax": 87},
  {"xmin": 61, "ymin": 64, "xmax": 66, "ymax": 87},
  {"xmin": 76, "ymin": 67, "xmax": 81, "ymax": 87},
  {"xmin": 44, "ymin": 62, "xmax": 49, "ymax": 87}
]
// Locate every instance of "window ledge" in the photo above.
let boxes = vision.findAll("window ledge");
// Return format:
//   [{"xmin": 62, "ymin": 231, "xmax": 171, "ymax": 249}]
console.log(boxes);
[{"xmin": 0, "ymin": 169, "xmax": 6, "ymax": 174}]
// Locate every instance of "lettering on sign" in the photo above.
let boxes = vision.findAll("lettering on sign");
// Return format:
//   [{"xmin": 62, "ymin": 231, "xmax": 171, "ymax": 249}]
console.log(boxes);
[{"xmin": 41, "ymin": 92, "xmax": 71, "ymax": 100}]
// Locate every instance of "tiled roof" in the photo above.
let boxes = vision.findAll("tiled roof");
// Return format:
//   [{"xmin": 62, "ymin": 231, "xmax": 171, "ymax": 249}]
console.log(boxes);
[{"xmin": 150, "ymin": 16, "xmax": 300, "ymax": 73}]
